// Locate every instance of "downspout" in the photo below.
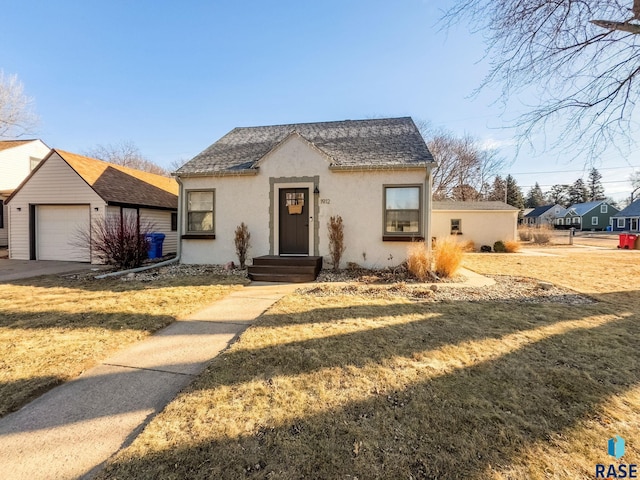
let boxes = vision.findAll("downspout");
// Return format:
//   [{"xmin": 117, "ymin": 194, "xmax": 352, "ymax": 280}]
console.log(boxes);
[
  {"xmin": 95, "ymin": 175, "xmax": 184, "ymax": 279},
  {"xmin": 425, "ymin": 165, "xmax": 433, "ymax": 253}
]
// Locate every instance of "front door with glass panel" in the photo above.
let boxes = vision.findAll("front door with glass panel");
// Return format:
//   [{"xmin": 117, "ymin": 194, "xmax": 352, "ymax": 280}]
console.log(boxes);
[{"xmin": 279, "ymin": 188, "xmax": 309, "ymax": 255}]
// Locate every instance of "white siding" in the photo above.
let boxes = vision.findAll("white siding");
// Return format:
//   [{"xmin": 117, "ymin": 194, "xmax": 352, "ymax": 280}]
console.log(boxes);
[
  {"xmin": 8, "ymin": 152, "xmax": 106, "ymax": 261},
  {"xmin": 0, "ymin": 140, "xmax": 50, "ymax": 191},
  {"xmin": 140, "ymin": 208, "xmax": 177, "ymax": 255},
  {"xmin": 180, "ymin": 134, "xmax": 432, "ymax": 269},
  {"xmin": 432, "ymin": 209, "xmax": 518, "ymax": 249}
]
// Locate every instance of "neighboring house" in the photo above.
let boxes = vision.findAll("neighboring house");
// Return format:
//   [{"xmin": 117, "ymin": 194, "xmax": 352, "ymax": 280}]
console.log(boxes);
[
  {"xmin": 0, "ymin": 139, "xmax": 51, "ymax": 247},
  {"xmin": 562, "ymin": 200, "xmax": 620, "ymax": 231},
  {"xmin": 6, "ymin": 149, "xmax": 178, "ymax": 262},
  {"xmin": 612, "ymin": 199, "xmax": 640, "ymax": 232},
  {"xmin": 174, "ymin": 117, "xmax": 435, "ymax": 275},
  {"xmin": 432, "ymin": 201, "xmax": 518, "ymax": 248},
  {"xmin": 523, "ymin": 204, "xmax": 566, "ymax": 227}
]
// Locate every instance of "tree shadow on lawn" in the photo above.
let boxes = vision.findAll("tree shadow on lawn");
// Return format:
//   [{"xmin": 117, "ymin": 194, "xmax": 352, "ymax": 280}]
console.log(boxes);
[
  {"xmin": 0, "ymin": 309, "xmax": 177, "ymax": 332},
  {"xmin": 99, "ymin": 293, "xmax": 640, "ymax": 479},
  {"xmin": 0, "ymin": 376, "xmax": 65, "ymax": 418},
  {"xmin": 1, "ymin": 273, "xmax": 248, "ymax": 293}
]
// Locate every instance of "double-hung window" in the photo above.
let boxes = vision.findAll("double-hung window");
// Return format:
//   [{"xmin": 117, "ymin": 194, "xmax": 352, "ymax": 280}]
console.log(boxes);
[
  {"xmin": 591, "ymin": 216, "xmax": 598, "ymax": 226},
  {"xmin": 451, "ymin": 219, "xmax": 461, "ymax": 234},
  {"xmin": 617, "ymin": 218, "xmax": 625, "ymax": 229},
  {"xmin": 187, "ymin": 191, "xmax": 214, "ymax": 233},
  {"xmin": 384, "ymin": 186, "xmax": 422, "ymax": 239}
]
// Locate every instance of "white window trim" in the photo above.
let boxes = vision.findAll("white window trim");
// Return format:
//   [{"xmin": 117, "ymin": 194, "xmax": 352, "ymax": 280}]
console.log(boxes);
[
  {"xmin": 617, "ymin": 218, "xmax": 625, "ymax": 229},
  {"xmin": 29, "ymin": 156, "xmax": 41, "ymax": 171},
  {"xmin": 631, "ymin": 218, "xmax": 639, "ymax": 231},
  {"xmin": 591, "ymin": 216, "xmax": 598, "ymax": 226},
  {"xmin": 186, "ymin": 189, "xmax": 215, "ymax": 234},
  {"xmin": 601, "ymin": 204, "xmax": 608, "ymax": 213}
]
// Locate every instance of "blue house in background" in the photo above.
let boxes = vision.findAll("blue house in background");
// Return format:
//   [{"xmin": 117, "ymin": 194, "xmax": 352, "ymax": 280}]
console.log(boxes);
[{"xmin": 612, "ymin": 199, "xmax": 640, "ymax": 232}]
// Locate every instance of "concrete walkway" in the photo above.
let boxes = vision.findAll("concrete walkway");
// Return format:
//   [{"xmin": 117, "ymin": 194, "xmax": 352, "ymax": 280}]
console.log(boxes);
[{"xmin": 0, "ymin": 282, "xmax": 299, "ymax": 480}]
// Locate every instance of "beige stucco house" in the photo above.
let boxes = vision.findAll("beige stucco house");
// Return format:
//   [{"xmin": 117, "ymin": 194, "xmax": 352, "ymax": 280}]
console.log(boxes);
[
  {"xmin": 6, "ymin": 149, "xmax": 178, "ymax": 262},
  {"xmin": 432, "ymin": 201, "xmax": 518, "ymax": 249},
  {"xmin": 175, "ymin": 118, "xmax": 436, "ymax": 278},
  {"xmin": 0, "ymin": 139, "xmax": 50, "ymax": 246}
]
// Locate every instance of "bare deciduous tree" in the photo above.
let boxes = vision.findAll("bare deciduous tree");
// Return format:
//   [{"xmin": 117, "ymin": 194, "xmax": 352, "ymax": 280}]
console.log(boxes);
[
  {"xmin": 443, "ymin": 0, "xmax": 640, "ymax": 158},
  {"xmin": 420, "ymin": 124, "xmax": 505, "ymax": 201},
  {"xmin": 84, "ymin": 141, "xmax": 169, "ymax": 176},
  {"xmin": 0, "ymin": 71, "xmax": 38, "ymax": 139}
]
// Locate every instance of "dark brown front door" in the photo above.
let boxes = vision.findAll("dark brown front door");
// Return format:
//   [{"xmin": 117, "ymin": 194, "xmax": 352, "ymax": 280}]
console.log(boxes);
[{"xmin": 279, "ymin": 188, "xmax": 309, "ymax": 255}]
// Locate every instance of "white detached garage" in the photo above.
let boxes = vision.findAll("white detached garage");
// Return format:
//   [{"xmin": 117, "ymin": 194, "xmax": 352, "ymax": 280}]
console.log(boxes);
[{"xmin": 5, "ymin": 149, "xmax": 178, "ymax": 263}]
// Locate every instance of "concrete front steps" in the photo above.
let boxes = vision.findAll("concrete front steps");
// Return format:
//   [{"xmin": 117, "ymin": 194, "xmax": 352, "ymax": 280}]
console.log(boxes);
[{"xmin": 247, "ymin": 256, "xmax": 323, "ymax": 283}]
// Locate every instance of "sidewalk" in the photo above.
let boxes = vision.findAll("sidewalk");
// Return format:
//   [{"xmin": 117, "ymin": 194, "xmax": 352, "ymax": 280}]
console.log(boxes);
[{"xmin": 0, "ymin": 282, "xmax": 300, "ymax": 480}]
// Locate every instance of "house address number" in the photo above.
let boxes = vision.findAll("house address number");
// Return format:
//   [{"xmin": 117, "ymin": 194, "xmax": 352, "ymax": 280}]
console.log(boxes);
[{"xmin": 320, "ymin": 198, "xmax": 330, "ymax": 204}]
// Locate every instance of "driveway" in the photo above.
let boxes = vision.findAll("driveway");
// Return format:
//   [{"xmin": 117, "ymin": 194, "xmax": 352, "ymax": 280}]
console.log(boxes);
[{"xmin": 0, "ymin": 257, "xmax": 105, "ymax": 282}]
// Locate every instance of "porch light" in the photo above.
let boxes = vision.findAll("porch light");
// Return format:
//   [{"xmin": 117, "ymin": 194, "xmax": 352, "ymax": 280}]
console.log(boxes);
[{"xmin": 313, "ymin": 185, "xmax": 320, "ymax": 194}]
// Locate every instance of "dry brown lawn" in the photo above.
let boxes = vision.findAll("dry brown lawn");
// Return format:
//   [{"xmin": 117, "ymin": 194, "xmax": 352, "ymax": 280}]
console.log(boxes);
[
  {"xmin": 98, "ymin": 248, "xmax": 639, "ymax": 479},
  {"xmin": 0, "ymin": 273, "xmax": 247, "ymax": 417}
]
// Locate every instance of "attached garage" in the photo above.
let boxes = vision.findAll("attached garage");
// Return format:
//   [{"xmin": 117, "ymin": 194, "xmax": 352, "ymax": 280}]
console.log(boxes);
[
  {"xmin": 6, "ymin": 149, "xmax": 178, "ymax": 263},
  {"xmin": 36, "ymin": 205, "xmax": 90, "ymax": 261}
]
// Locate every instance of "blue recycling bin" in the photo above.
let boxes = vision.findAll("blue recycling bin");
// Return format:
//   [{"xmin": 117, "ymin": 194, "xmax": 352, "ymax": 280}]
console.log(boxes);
[{"xmin": 145, "ymin": 233, "xmax": 166, "ymax": 259}]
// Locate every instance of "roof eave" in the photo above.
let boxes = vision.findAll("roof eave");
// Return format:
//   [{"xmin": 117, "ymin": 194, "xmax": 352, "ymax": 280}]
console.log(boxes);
[
  {"xmin": 433, "ymin": 208, "xmax": 518, "ymax": 212},
  {"xmin": 329, "ymin": 164, "xmax": 430, "ymax": 172},
  {"xmin": 174, "ymin": 169, "xmax": 259, "ymax": 178}
]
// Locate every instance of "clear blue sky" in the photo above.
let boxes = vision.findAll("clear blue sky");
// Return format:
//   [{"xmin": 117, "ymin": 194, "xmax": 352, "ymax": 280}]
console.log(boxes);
[{"xmin": 2, "ymin": 0, "xmax": 638, "ymax": 201}]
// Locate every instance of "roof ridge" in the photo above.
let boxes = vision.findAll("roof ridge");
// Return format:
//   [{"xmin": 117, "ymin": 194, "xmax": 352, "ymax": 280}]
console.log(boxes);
[{"xmin": 230, "ymin": 116, "xmax": 412, "ymax": 130}]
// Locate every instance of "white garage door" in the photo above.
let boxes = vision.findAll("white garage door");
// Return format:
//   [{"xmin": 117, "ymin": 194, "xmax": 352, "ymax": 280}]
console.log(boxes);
[{"xmin": 37, "ymin": 205, "xmax": 90, "ymax": 262}]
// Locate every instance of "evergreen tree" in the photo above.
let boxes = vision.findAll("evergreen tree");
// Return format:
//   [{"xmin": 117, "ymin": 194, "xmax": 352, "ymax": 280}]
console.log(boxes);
[
  {"xmin": 587, "ymin": 167, "xmax": 606, "ymax": 201},
  {"xmin": 568, "ymin": 178, "xmax": 589, "ymax": 205},
  {"xmin": 525, "ymin": 182, "xmax": 545, "ymax": 208},
  {"xmin": 505, "ymin": 174, "xmax": 525, "ymax": 210},
  {"xmin": 487, "ymin": 175, "xmax": 506, "ymax": 202},
  {"xmin": 546, "ymin": 184, "xmax": 570, "ymax": 207}
]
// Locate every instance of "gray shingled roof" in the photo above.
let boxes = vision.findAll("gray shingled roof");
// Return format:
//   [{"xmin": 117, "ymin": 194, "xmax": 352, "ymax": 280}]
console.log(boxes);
[
  {"xmin": 524, "ymin": 205, "xmax": 555, "ymax": 218},
  {"xmin": 432, "ymin": 201, "xmax": 518, "ymax": 211},
  {"xmin": 176, "ymin": 117, "xmax": 434, "ymax": 175}
]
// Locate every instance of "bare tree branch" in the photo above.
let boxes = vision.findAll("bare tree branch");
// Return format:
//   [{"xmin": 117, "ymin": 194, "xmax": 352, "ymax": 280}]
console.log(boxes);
[
  {"xmin": 83, "ymin": 141, "xmax": 170, "ymax": 176},
  {"xmin": 443, "ymin": 0, "xmax": 640, "ymax": 160},
  {"xmin": 419, "ymin": 122, "xmax": 505, "ymax": 201},
  {"xmin": 0, "ymin": 71, "xmax": 38, "ymax": 139}
]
